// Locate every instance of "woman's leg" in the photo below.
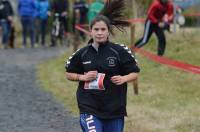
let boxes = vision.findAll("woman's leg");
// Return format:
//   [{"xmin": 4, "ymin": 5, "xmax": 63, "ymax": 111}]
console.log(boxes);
[
  {"xmin": 40, "ymin": 19, "xmax": 48, "ymax": 46},
  {"xmin": 103, "ymin": 117, "xmax": 124, "ymax": 132},
  {"xmin": 135, "ymin": 20, "xmax": 154, "ymax": 48},
  {"xmin": 1, "ymin": 21, "xmax": 9, "ymax": 48},
  {"xmin": 154, "ymin": 27, "xmax": 166, "ymax": 56},
  {"xmin": 29, "ymin": 17, "xmax": 35, "ymax": 48},
  {"xmin": 21, "ymin": 17, "xmax": 28, "ymax": 47},
  {"xmin": 80, "ymin": 114, "xmax": 103, "ymax": 132}
]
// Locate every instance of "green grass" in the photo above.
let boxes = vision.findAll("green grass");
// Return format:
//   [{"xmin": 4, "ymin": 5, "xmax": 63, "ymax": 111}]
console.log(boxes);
[
  {"xmin": 37, "ymin": 52, "xmax": 79, "ymax": 114},
  {"xmin": 37, "ymin": 27, "xmax": 200, "ymax": 132}
]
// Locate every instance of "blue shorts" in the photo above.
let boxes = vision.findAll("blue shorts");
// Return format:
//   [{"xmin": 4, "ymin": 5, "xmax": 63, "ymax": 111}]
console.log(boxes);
[{"xmin": 80, "ymin": 114, "xmax": 124, "ymax": 132}]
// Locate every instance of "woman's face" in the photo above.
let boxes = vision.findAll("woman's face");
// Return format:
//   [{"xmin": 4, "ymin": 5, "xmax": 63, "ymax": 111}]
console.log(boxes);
[{"xmin": 91, "ymin": 21, "xmax": 109, "ymax": 44}]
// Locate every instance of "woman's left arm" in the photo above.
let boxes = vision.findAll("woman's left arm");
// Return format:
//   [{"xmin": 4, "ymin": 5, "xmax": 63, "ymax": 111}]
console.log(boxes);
[{"xmin": 111, "ymin": 72, "xmax": 139, "ymax": 85}]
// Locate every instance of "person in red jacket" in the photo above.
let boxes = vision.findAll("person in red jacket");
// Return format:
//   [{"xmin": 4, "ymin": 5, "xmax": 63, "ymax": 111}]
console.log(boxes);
[{"xmin": 135, "ymin": 0, "xmax": 173, "ymax": 56}]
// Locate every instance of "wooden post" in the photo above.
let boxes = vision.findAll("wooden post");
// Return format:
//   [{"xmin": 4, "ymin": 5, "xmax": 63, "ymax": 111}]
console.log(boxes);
[
  {"xmin": 73, "ymin": 10, "xmax": 81, "ymax": 52},
  {"xmin": 130, "ymin": 0, "xmax": 139, "ymax": 95},
  {"xmin": 130, "ymin": 24, "xmax": 135, "ymax": 45},
  {"xmin": 131, "ymin": 23, "xmax": 139, "ymax": 95},
  {"xmin": 133, "ymin": 78, "xmax": 139, "ymax": 95},
  {"xmin": 173, "ymin": 2, "xmax": 177, "ymax": 33}
]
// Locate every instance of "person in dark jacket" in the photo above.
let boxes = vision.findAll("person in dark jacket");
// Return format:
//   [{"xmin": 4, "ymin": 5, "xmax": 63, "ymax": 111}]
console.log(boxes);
[
  {"xmin": 135, "ymin": 0, "xmax": 173, "ymax": 56},
  {"xmin": 18, "ymin": 0, "xmax": 36, "ymax": 48},
  {"xmin": 72, "ymin": 0, "xmax": 88, "ymax": 41},
  {"xmin": 65, "ymin": 0, "xmax": 140, "ymax": 132},
  {"xmin": 51, "ymin": 0, "xmax": 69, "ymax": 33},
  {"xmin": 0, "ymin": 0, "xmax": 13, "ymax": 49}
]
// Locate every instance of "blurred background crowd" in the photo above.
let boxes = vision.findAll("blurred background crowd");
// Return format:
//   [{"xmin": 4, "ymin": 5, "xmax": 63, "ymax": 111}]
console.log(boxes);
[
  {"xmin": 0, "ymin": 0, "xmax": 199, "ymax": 50},
  {"xmin": 0, "ymin": 0, "xmax": 106, "ymax": 49}
]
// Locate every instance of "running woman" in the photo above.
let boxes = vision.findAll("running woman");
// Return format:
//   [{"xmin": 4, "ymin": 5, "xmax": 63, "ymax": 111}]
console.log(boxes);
[{"xmin": 65, "ymin": 0, "xmax": 140, "ymax": 131}]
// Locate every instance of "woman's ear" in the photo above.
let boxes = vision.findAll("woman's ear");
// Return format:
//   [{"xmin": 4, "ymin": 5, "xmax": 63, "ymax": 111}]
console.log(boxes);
[{"xmin": 89, "ymin": 26, "xmax": 92, "ymax": 32}]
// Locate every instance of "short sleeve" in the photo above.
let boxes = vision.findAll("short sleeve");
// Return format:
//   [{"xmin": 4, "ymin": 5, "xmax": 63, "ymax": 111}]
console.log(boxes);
[
  {"xmin": 119, "ymin": 45, "xmax": 140, "ymax": 75},
  {"xmin": 65, "ymin": 49, "xmax": 83, "ymax": 73}
]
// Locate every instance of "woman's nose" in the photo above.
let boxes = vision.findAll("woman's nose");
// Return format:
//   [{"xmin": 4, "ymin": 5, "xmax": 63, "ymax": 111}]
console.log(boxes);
[{"xmin": 97, "ymin": 30, "xmax": 103, "ymax": 34}]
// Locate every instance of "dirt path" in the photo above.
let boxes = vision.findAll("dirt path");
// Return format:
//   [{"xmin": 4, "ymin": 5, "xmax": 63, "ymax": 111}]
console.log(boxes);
[{"xmin": 0, "ymin": 47, "xmax": 81, "ymax": 132}]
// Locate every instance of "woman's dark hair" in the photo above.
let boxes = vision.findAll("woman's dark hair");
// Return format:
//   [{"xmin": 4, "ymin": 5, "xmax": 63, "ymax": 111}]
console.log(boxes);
[
  {"xmin": 89, "ymin": 15, "xmax": 111, "ymax": 31},
  {"xmin": 89, "ymin": 0, "xmax": 130, "ymax": 35}
]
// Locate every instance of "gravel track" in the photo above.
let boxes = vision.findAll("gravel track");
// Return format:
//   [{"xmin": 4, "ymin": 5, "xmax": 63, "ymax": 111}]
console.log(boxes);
[{"xmin": 0, "ymin": 47, "xmax": 81, "ymax": 132}]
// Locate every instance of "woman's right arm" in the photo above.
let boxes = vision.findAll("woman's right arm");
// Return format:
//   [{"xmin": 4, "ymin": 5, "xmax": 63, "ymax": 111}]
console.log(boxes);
[
  {"xmin": 66, "ymin": 71, "xmax": 97, "ymax": 82},
  {"xmin": 66, "ymin": 72, "xmax": 80, "ymax": 81}
]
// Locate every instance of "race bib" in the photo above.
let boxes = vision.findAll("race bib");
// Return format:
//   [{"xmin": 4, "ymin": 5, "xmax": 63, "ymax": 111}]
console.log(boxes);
[{"xmin": 84, "ymin": 73, "xmax": 105, "ymax": 90}]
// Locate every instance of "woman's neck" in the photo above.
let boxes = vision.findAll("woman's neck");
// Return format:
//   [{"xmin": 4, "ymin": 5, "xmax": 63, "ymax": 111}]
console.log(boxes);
[{"xmin": 92, "ymin": 42, "xmax": 99, "ymax": 51}]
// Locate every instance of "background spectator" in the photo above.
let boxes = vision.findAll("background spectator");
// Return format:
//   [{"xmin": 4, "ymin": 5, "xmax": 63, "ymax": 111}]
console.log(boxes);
[
  {"xmin": 50, "ymin": 0, "xmax": 69, "ymax": 47},
  {"xmin": 34, "ymin": 0, "xmax": 40, "ymax": 47},
  {"xmin": 0, "ymin": 0, "xmax": 14, "ymax": 49},
  {"xmin": 51, "ymin": 0, "xmax": 69, "ymax": 33},
  {"xmin": 87, "ymin": 0, "xmax": 104, "ymax": 23},
  {"xmin": 135, "ymin": 0, "xmax": 173, "ymax": 56},
  {"xmin": 35, "ymin": 0, "xmax": 50, "ymax": 47},
  {"xmin": 72, "ymin": 0, "xmax": 88, "ymax": 41},
  {"xmin": 18, "ymin": 0, "xmax": 36, "ymax": 48}
]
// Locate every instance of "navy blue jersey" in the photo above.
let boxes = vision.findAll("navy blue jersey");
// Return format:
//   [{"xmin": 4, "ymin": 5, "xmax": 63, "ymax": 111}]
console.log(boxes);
[{"xmin": 65, "ymin": 41, "xmax": 140, "ymax": 119}]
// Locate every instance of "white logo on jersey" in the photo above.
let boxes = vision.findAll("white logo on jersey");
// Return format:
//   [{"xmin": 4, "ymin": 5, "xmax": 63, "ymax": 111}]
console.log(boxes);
[
  {"xmin": 82, "ymin": 61, "xmax": 91, "ymax": 64},
  {"xmin": 107, "ymin": 57, "xmax": 117, "ymax": 67},
  {"xmin": 86, "ymin": 115, "xmax": 96, "ymax": 132}
]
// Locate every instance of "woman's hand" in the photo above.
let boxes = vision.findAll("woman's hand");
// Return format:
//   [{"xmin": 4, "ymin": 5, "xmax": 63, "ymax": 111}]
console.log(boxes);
[
  {"xmin": 81, "ymin": 71, "xmax": 98, "ymax": 81},
  {"xmin": 111, "ymin": 73, "xmax": 138, "ymax": 85},
  {"xmin": 158, "ymin": 22, "xmax": 165, "ymax": 28},
  {"xmin": 66, "ymin": 71, "xmax": 98, "ymax": 81},
  {"xmin": 111, "ymin": 75, "xmax": 125, "ymax": 85}
]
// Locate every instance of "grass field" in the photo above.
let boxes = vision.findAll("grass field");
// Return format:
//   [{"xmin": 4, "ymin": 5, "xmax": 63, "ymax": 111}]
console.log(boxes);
[{"xmin": 37, "ymin": 26, "xmax": 200, "ymax": 132}]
